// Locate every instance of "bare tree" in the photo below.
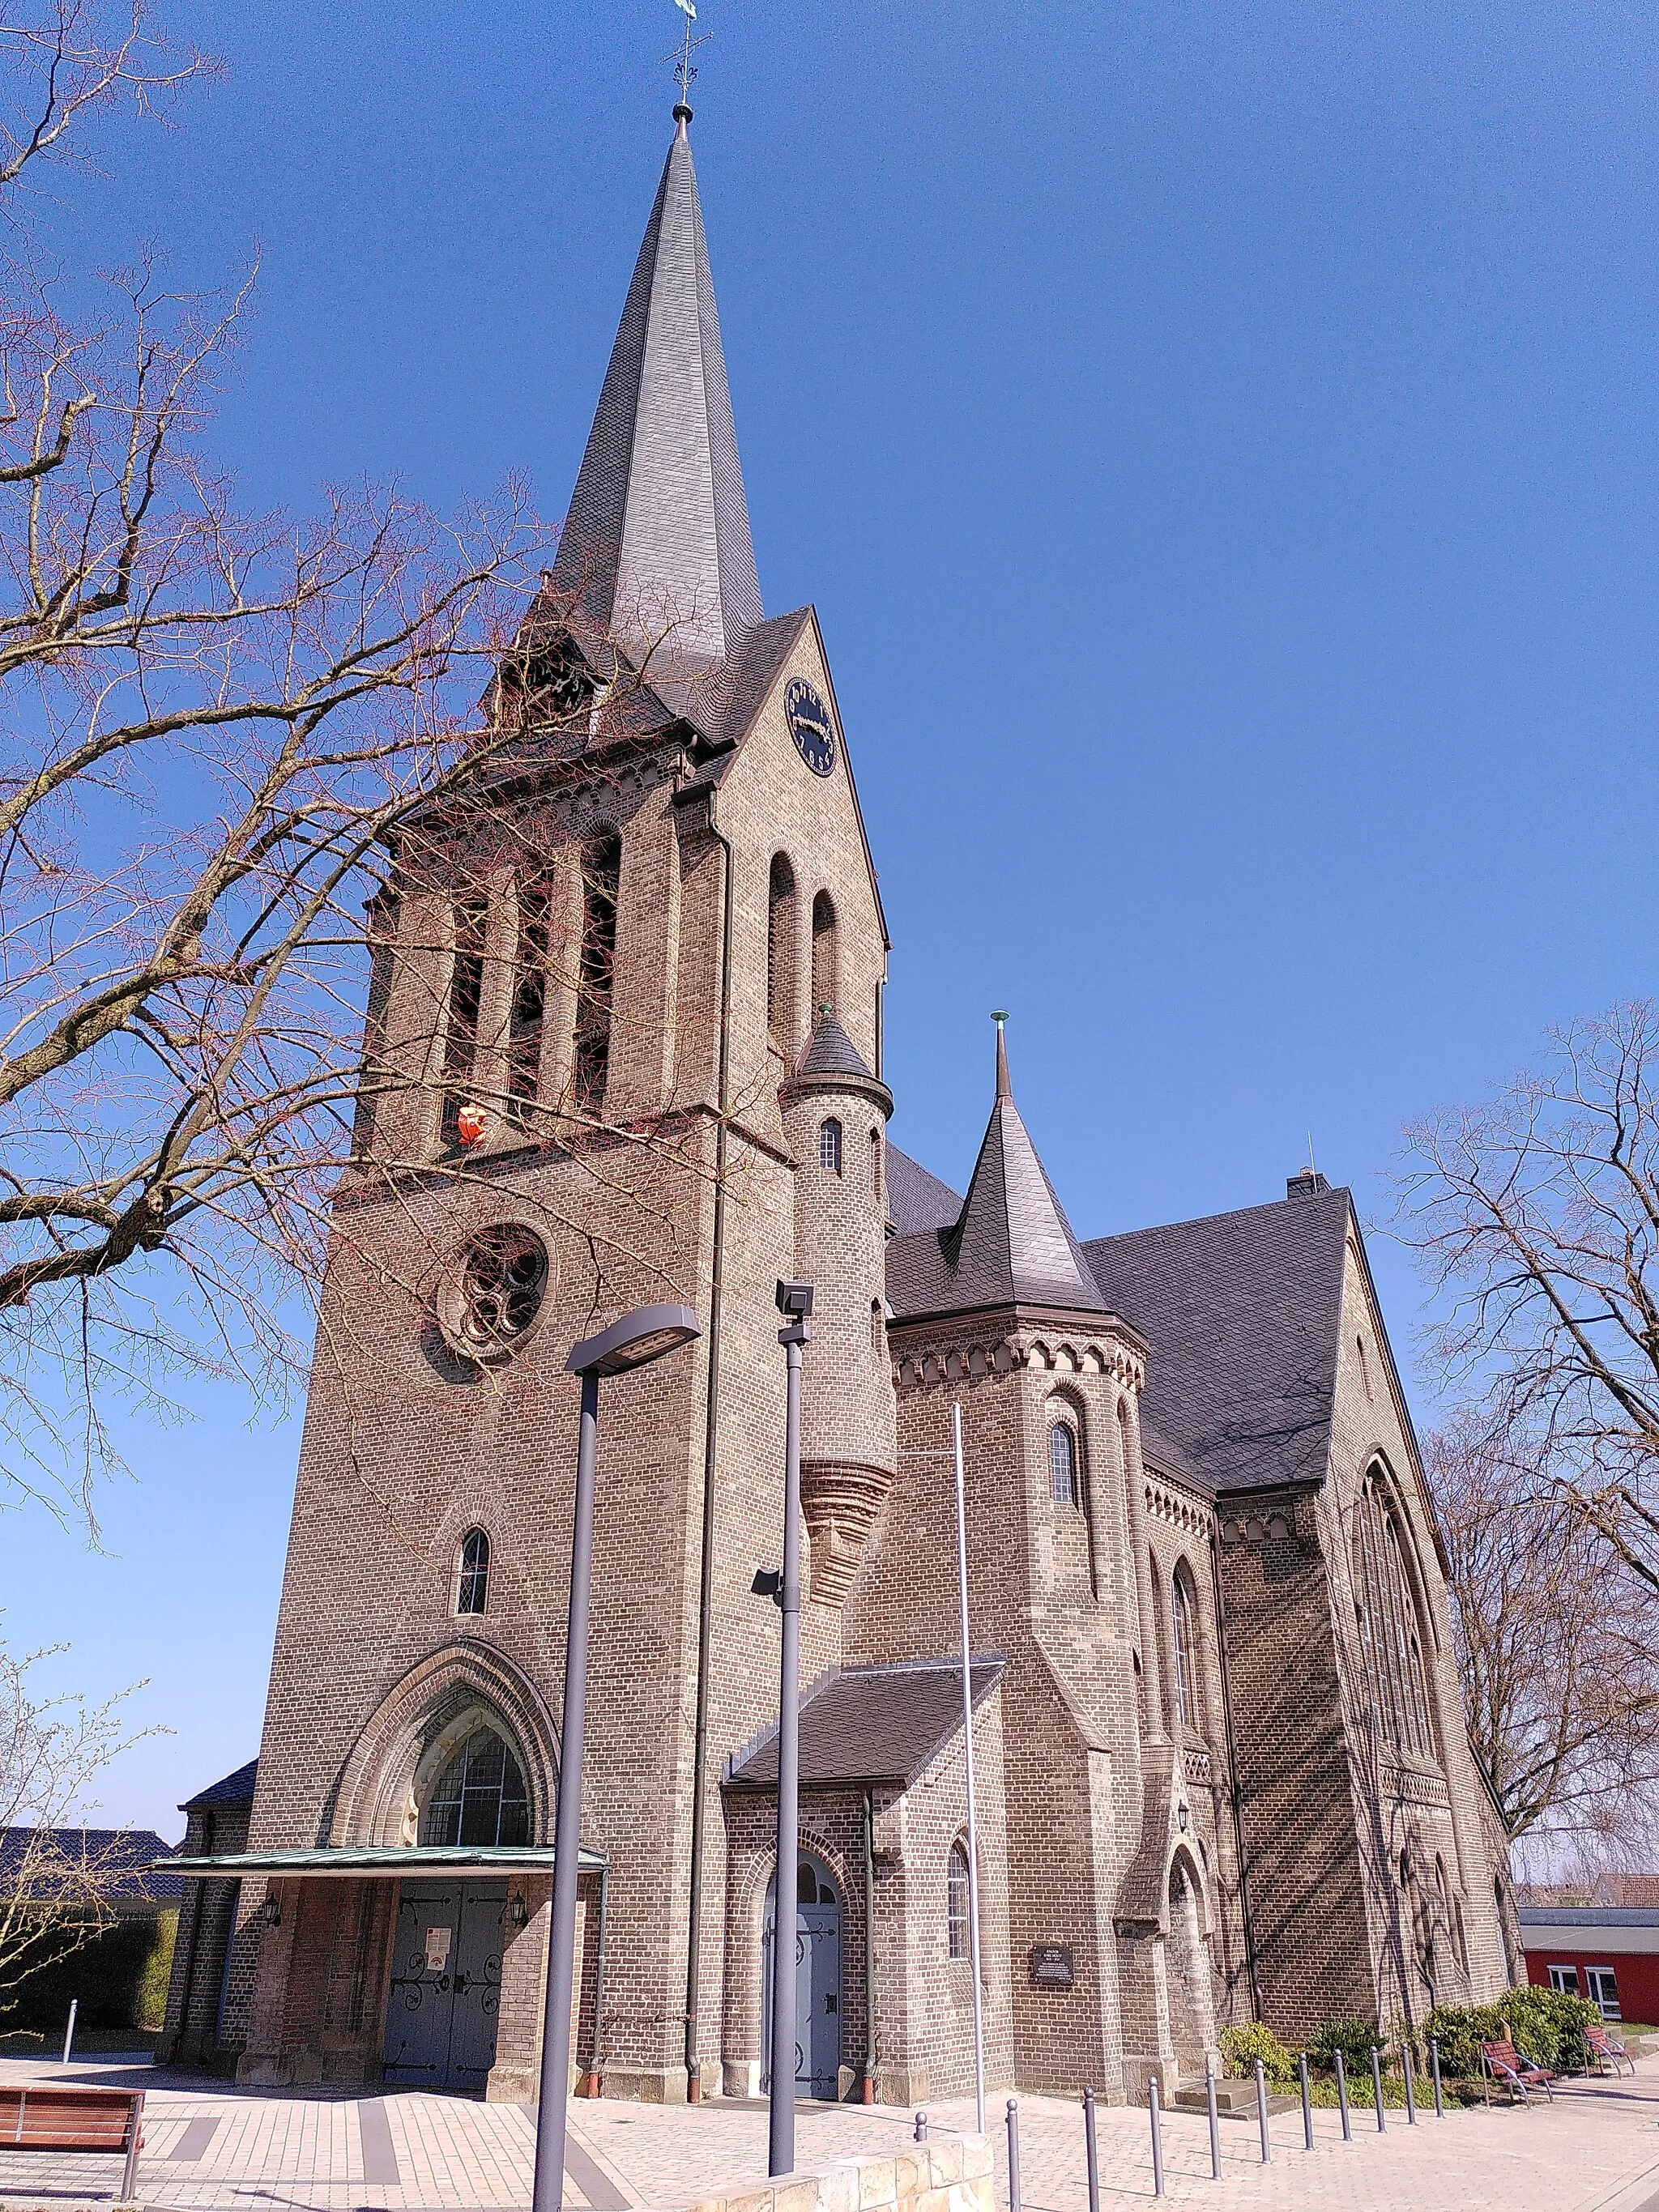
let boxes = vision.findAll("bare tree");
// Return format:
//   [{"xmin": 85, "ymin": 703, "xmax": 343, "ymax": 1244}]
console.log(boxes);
[
  {"xmin": 0, "ymin": 1639, "xmax": 148, "ymax": 2012},
  {"xmin": 1427, "ymin": 1408, "xmax": 1659, "ymax": 1848},
  {"xmin": 0, "ymin": 6, "xmax": 732, "ymax": 1522},
  {"xmin": 1399, "ymin": 1001, "xmax": 1659, "ymax": 1601}
]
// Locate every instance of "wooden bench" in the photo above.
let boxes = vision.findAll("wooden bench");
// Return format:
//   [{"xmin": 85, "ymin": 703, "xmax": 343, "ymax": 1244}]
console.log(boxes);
[{"xmin": 0, "ymin": 2084, "xmax": 145, "ymax": 2200}]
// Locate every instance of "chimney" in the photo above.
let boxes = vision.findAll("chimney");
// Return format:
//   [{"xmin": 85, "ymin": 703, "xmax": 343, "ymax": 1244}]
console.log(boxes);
[{"xmin": 1286, "ymin": 1169, "xmax": 1332, "ymax": 1200}]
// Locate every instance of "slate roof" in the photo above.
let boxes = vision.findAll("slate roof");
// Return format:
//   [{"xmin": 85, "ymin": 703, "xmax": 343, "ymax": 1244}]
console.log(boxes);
[
  {"xmin": 885, "ymin": 1144, "xmax": 962, "ymax": 1237},
  {"xmin": 181, "ymin": 1758, "xmax": 258, "ymax": 1813},
  {"xmin": 1082, "ymin": 1183, "xmax": 1353, "ymax": 1498},
  {"xmin": 887, "ymin": 1033, "xmax": 1109, "ymax": 1321},
  {"xmin": 551, "ymin": 113, "xmax": 761, "ymax": 674},
  {"xmin": 796, "ymin": 1012, "xmax": 875, "ymax": 1081},
  {"xmin": 0, "ymin": 1827, "xmax": 182, "ymax": 1901},
  {"xmin": 725, "ymin": 1659, "xmax": 1005, "ymax": 1789}
]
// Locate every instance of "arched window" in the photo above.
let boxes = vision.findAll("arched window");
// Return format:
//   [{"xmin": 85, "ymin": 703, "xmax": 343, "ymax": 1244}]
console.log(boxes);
[
  {"xmin": 869, "ymin": 1128, "xmax": 882, "ymax": 1201},
  {"xmin": 441, "ymin": 892, "xmax": 488, "ymax": 1145},
  {"xmin": 1049, "ymin": 1424, "xmax": 1079, "ymax": 1506},
  {"xmin": 820, "ymin": 1119, "xmax": 842, "ymax": 1174},
  {"xmin": 506, "ymin": 871, "xmax": 553, "ymax": 1119},
  {"xmin": 456, "ymin": 1529, "xmax": 490, "ymax": 1615},
  {"xmin": 573, "ymin": 834, "xmax": 621, "ymax": 1108},
  {"xmin": 947, "ymin": 1837, "xmax": 970, "ymax": 1960},
  {"xmin": 870, "ymin": 1298, "xmax": 885, "ymax": 1357},
  {"xmin": 767, "ymin": 854, "xmax": 796, "ymax": 1046},
  {"xmin": 421, "ymin": 1727, "xmax": 530, "ymax": 1848},
  {"xmin": 1353, "ymin": 1466, "xmax": 1435, "ymax": 1758},
  {"xmin": 811, "ymin": 890, "xmax": 838, "ymax": 1021},
  {"xmin": 1171, "ymin": 1568, "xmax": 1196, "ymax": 1727}
]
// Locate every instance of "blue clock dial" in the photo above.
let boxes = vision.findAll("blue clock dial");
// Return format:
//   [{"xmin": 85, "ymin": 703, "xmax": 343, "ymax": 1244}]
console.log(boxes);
[{"xmin": 785, "ymin": 678, "xmax": 837, "ymax": 777}]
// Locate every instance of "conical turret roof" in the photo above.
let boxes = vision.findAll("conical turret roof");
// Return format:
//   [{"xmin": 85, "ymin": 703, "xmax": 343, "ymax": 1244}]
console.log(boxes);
[
  {"xmin": 551, "ymin": 109, "xmax": 762, "ymax": 673},
  {"xmin": 885, "ymin": 1026, "xmax": 1109, "ymax": 1319}
]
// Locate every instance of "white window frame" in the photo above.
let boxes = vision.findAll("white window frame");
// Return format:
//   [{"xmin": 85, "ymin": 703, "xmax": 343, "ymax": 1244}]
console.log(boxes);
[{"xmin": 1584, "ymin": 1965, "xmax": 1622, "ymax": 2019}]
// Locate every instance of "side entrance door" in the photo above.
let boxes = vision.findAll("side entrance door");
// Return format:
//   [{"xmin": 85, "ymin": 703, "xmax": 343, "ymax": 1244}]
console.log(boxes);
[
  {"xmin": 383, "ymin": 1882, "xmax": 506, "ymax": 2092},
  {"xmin": 760, "ymin": 1857, "xmax": 842, "ymax": 2100}
]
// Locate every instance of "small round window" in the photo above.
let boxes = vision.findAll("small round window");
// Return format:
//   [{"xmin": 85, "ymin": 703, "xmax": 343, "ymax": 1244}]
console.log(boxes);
[{"xmin": 439, "ymin": 1225, "xmax": 549, "ymax": 1362}]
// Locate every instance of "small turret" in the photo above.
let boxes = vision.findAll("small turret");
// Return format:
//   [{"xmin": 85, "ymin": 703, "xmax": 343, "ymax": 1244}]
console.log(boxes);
[{"xmin": 781, "ymin": 1010, "xmax": 896, "ymax": 1604}]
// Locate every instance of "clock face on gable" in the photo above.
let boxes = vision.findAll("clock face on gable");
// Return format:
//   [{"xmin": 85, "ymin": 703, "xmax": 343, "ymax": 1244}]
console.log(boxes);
[{"xmin": 784, "ymin": 677, "xmax": 837, "ymax": 778}]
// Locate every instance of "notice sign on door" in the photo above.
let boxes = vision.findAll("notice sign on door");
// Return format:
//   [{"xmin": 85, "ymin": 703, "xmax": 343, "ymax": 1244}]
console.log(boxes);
[{"xmin": 424, "ymin": 1927, "xmax": 453, "ymax": 1974}]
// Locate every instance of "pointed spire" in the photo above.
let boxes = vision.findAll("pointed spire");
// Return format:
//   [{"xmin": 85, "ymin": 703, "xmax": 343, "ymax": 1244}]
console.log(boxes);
[
  {"xmin": 551, "ymin": 117, "xmax": 762, "ymax": 673},
  {"xmin": 938, "ymin": 1021, "xmax": 1108, "ymax": 1312}
]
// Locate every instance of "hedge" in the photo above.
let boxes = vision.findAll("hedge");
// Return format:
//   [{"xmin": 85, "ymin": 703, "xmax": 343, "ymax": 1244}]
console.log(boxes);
[{"xmin": 1, "ymin": 1909, "xmax": 177, "ymax": 2034}]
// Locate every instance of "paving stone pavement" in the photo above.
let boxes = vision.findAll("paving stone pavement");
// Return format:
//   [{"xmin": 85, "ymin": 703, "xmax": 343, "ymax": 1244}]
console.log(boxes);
[{"xmin": 2, "ymin": 2057, "xmax": 1659, "ymax": 2212}]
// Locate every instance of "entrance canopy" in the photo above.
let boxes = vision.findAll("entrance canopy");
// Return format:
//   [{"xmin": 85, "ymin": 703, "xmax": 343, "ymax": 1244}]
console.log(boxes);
[{"xmin": 160, "ymin": 1844, "xmax": 604, "ymax": 1880}]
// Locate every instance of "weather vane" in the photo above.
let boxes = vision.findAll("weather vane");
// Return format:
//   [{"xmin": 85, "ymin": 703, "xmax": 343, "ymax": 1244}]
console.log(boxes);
[{"xmin": 667, "ymin": 0, "xmax": 710, "ymax": 112}]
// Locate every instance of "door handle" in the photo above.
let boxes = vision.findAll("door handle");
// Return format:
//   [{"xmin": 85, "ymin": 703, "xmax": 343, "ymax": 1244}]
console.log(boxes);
[{"xmin": 454, "ymin": 1974, "xmax": 471, "ymax": 1995}]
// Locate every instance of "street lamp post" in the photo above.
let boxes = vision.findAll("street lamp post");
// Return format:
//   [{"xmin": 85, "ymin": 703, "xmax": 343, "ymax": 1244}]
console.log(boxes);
[
  {"xmin": 768, "ymin": 1280, "xmax": 812, "ymax": 2180},
  {"xmin": 530, "ymin": 1302, "xmax": 702, "ymax": 2212}
]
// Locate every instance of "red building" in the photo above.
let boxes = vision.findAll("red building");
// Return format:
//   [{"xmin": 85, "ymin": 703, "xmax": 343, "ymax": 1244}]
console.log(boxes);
[{"xmin": 1520, "ymin": 1906, "xmax": 1659, "ymax": 2025}]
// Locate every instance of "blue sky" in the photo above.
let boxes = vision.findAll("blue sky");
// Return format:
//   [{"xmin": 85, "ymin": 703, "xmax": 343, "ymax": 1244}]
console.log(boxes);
[{"xmin": 9, "ymin": 0, "xmax": 1657, "ymax": 1837}]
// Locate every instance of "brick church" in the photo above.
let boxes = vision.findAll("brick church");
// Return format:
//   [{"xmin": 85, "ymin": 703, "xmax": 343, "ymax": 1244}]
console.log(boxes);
[{"xmin": 160, "ymin": 103, "xmax": 1520, "ymax": 2107}]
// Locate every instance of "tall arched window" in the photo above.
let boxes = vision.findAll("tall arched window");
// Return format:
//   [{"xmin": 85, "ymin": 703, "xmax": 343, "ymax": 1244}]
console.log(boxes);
[
  {"xmin": 811, "ymin": 890, "xmax": 838, "ymax": 1021},
  {"xmin": 1353, "ymin": 1466, "xmax": 1434, "ymax": 1757},
  {"xmin": 1049, "ymin": 1423, "xmax": 1079, "ymax": 1506},
  {"xmin": 947, "ymin": 1837, "xmax": 970, "ymax": 1960},
  {"xmin": 819, "ymin": 1118, "xmax": 842, "ymax": 1174},
  {"xmin": 767, "ymin": 854, "xmax": 796, "ymax": 1046},
  {"xmin": 1171, "ymin": 1568, "xmax": 1196, "ymax": 1727},
  {"xmin": 506, "ymin": 872, "xmax": 553, "ymax": 1119},
  {"xmin": 422, "ymin": 1727, "xmax": 530, "ymax": 1847},
  {"xmin": 456, "ymin": 1529, "xmax": 490, "ymax": 1615},
  {"xmin": 441, "ymin": 892, "xmax": 488, "ymax": 1144},
  {"xmin": 573, "ymin": 835, "xmax": 621, "ymax": 1108}
]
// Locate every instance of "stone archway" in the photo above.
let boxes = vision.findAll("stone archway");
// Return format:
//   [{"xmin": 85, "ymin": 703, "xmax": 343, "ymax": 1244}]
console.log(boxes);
[
  {"xmin": 328, "ymin": 1643, "xmax": 560, "ymax": 1849},
  {"xmin": 1164, "ymin": 1849, "xmax": 1217, "ymax": 2074}
]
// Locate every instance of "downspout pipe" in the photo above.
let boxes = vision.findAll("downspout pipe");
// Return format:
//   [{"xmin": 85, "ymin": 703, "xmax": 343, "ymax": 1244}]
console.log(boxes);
[
  {"xmin": 862, "ymin": 1787, "xmax": 877, "ymax": 2103},
  {"xmin": 684, "ymin": 808, "xmax": 736, "ymax": 2103}
]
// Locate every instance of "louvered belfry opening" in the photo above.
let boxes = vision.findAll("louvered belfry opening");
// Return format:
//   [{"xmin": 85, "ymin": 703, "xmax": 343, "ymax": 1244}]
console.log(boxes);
[
  {"xmin": 573, "ymin": 836, "xmax": 621, "ymax": 1110},
  {"xmin": 506, "ymin": 872, "xmax": 554, "ymax": 1119},
  {"xmin": 440, "ymin": 893, "xmax": 488, "ymax": 1146}
]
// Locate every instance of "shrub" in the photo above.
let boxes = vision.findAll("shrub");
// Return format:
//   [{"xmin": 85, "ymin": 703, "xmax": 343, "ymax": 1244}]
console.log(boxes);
[
  {"xmin": 1424, "ymin": 1986, "xmax": 1599, "ymax": 2076},
  {"xmin": 4, "ymin": 1910, "xmax": 177, "ymax": 2034},
  {"xmin": 1309, "ymin": 2017, "xmax": 1383, "ymax": 2074},
  {"xmin": 1220, "ymin": 2021, "xmax": 1297, "ymax": 2086}
]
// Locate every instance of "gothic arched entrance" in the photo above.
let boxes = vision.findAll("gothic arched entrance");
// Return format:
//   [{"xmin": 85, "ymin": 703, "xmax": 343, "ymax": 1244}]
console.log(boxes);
[
  {"xmin": 382, "ymin": 1725, "xmax": 528, "ymax": 2091},
  {"xmin": 761, "ymin": 1852, "xmax": 842, "ymax": 2100},
  {"xmin": 1165, "ymin": 1851, "xmax": 1217, "ymax": 2073}
]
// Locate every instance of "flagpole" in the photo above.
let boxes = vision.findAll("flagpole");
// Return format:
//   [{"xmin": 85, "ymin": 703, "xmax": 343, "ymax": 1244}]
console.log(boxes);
[{"xmin": 953, "ymin": 1400, "xmax": 987, "ymax": 2137}]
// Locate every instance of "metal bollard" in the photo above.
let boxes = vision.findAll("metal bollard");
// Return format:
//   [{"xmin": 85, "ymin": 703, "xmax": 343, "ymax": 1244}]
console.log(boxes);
[
  {"xmin": 62, "ymin": 1997, "xmax": 77, "ymax": 2068},
  {"xmin": 1083, "ymin": 2087, "xmax": 1100, "ymax": 2212},
  {"xmin": 1431, "ymin": 2036, "xmax": 1444, "ymax": 2119},
  {"xmin": 1403, "ymin": 2038, "xmax": 1417, "ymax": 2125},
  {"xmin": 1299, "ymin": 2052, "xmax": 1313, "ymax": 2149},
  {"xmin": 1007, "ymin": 2099, "xmax": 1022, "ymax": 2212},
  {"xmin": 1149, "ymin": 2078, "xmax": 1166, "ymax": 2200},
  {"xmin": 1255, "ymin": 2056, "xmax": 1271, "ymax": 2164},
  {"xmin": 1205, "ymin": 2057, "xmax": 1222, "ymax": 2180},
  {"xmin": 1336, "ymin": 2048, "xmax": 1351, "ymax": 2142},
  {"xmin": 1371, "ymin": 2044, "xmax": 1386, "ymax": 2133},
  {"xmin": 914, "ymin": 2112, "xmax": 928, "ymax": 2143}
]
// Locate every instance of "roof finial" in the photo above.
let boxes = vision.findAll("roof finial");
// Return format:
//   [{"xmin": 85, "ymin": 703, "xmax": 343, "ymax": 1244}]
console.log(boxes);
[
  {"xmin": 992, "ymin": 1010, "xmax": 1010, "ymax": 1100},
  {"xmin": 669, "ymin": 0, "xmax": 706, "ymax": 130}
]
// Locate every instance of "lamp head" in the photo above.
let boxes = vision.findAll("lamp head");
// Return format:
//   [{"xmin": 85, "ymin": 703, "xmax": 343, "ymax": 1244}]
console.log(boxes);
[
  {"xmin": 775, "ymin": 1281, "xmax": 814, "ymax": 1321},
  {"xmin": 567, "ymin": 1302, "xmax": 701, "ymax": 1378}
]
